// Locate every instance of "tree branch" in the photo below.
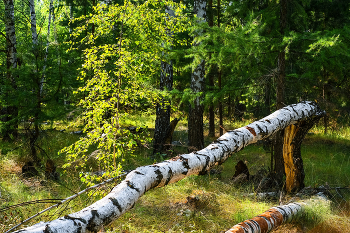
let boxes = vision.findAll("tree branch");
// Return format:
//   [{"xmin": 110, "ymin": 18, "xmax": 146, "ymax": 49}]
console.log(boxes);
[{"xmin": 6, "ymin": 171, "xmax": 129, "ymax": 233}]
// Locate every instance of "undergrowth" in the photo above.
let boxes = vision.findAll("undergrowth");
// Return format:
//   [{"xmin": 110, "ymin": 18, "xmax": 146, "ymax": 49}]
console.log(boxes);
[{"xmin": 0, "ymin": 117, "xmax": 349, "ymax": 232}]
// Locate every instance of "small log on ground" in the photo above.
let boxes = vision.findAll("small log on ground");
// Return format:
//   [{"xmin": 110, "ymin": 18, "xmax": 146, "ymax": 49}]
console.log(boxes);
[
  {"xmin": 225, "ymin": 192, "xmax": 330, "ymax": 233},
  {"xmin": 225, "ymin": 202, "xmax": 304, "ymax": 233},
  {"xmin": 14, "ymin": 101, "xmax": 325, "ymax": 233}
]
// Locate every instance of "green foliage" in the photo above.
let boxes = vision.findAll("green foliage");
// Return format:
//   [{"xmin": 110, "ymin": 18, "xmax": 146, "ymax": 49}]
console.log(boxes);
[{"xmin": 61, "ymin": 0, "xmax": 189, "ymax": 184}]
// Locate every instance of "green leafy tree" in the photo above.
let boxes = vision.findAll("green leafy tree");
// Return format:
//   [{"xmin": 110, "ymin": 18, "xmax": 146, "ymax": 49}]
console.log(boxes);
[{"xmin": 62, "ymin": 0, "xmax": 188, "ymax": 184}]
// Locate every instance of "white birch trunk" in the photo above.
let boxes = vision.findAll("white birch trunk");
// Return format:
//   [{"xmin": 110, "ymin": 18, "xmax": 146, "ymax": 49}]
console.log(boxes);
[
  {"xmin": 40, "ymin": 0, "xmax": 54, "ymax": 96},
  {"xmin": 188, "ymin": 0, "xmax": 207, "ymax": 151},
  {"xmin": 4, "ymin": 0, "xmax": 17, "ymax": 70},
  {"xmin": 29, "ymin": 0, "xmax": 38, "ymax": 47},
  {"xmin": 15, "ymin": 102, "xmax": 324, "ymax": 233}
]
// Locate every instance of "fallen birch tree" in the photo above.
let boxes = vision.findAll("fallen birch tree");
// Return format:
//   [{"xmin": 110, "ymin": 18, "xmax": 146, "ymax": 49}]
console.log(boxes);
[
  {"xmin": 15, "ymin": 101, "xmax": 325, "ymax": 233},
  {"xmin": 225, "ymin": 192, "xmax": 331, "ymax": 233},
  {"xmin": 225, "ymin": 202, "xmax": 304, "ymax": 233}
]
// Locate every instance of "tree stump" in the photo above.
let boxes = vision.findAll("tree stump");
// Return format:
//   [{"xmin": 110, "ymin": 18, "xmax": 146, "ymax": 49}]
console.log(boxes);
[{"xmin": 282, "ymin": 114, "xmax": 324, "ymax": 193}]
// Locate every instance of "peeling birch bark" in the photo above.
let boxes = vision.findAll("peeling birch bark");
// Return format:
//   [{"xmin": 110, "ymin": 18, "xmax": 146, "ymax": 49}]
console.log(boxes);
[
  {"xmin": 225, "ymin": 192, "xmax": 330, "ymax": 233},
  {"xmin": 15, "ymin": 101, "xmax": 324, "ymax": 233},
  {"xmin": 225, "ymin": 202, "xmax": 304, "ymax": 233}
]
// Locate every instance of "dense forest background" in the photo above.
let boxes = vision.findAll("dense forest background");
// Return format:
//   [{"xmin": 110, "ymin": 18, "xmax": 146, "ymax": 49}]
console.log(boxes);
[
  {"xmin": 2, "ymin": 0, "xmax": 350, "ymax": 174},
  {"xmin": 1, "ymin": 0, "xmax": 350, "ymax": 232}
]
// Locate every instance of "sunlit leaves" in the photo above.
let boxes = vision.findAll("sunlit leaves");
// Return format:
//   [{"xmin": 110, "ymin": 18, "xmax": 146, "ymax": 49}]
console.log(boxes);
[{"xmin": 62, "ymin": 0, "xmax": 189, "ymax": 186}]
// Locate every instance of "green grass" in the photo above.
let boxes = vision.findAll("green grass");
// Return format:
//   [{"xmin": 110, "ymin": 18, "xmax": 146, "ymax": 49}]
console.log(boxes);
[{"xmin": 1, "ymin": 116, "xmax": 350, "ymax": 232}]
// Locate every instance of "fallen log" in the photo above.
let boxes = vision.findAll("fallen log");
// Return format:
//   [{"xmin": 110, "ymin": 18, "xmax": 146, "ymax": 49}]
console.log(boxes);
[
  {"xmin": 225, "ymin": 202, "xmax": 304, "ymax": 233},
  {"xmin": 225, "ymin": 192, "xmax": 331, "ymax": 233},
  {"xmin": 15, "ymin": 101, "xmax": 324, "ymax": 233}
]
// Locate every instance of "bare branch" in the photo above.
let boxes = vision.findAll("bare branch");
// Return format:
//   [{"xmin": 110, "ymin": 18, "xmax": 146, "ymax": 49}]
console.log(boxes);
[{"xmin": 6, "ymin": 171, "xmax": 129, "ymax": 233}]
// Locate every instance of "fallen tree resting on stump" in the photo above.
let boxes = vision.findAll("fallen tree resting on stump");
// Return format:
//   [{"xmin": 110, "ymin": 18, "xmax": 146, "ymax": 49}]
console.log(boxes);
[{"xmin": 15, "ymin": 101, "xmax": 325, "ymax": 233}]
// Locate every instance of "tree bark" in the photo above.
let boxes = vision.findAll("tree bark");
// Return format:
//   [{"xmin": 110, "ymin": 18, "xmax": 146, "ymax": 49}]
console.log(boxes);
[
  {"xmin": 264, "ymin": 76, "xmax": 271, "ymax": 115},
  {"xmin": 188, "ymin": 0, "xmax": 206, "ymax": 152},
  {"xmin": 29, "ymin": 0, "xmax": 38, "ymax": 48},
  {"xmin": 15, "ymin": 102, "xmax": 325, "ymax": 233},
  {"xmin": 218, "ymin": 70, "xmax": 223, "ymax": 136},
  {"xmin": 153, "ymin": 4, "xmax": 175, "ymax": 154},
  {"xmin": 2, "ymin": 0, "xmax": 18, "ymax": 140},
  {"xmin": 217, "ymin": 0, "xmax": 223, "ymax": 136},
  {"xmin": 283, "ymin": 114, "xmax": 323, "ymax": 193},
  {"xmin": 41, "ymin": 0, "xmax": 54, "ymax": 95},
  {"xmin": 207, "ymin": 0, "xmax": 215, "ymax": 138},
  {"xmin": 273, "ymin": 0, "xmax": 288, "ymax": 184},
  {"xmin": 225, "ymin": 193, "xmax": 329, "ymax": 233},
  {"xmin": 153, "ymin": 61, "xmax": 173, "ymax": 154},
  {"xmin": 226, "ymin": 202, "xmax": 303, "ymax": 233}
]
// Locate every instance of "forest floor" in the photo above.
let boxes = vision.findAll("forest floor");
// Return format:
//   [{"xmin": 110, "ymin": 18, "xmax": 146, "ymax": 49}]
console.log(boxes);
[{"xmin": 0, "ymin": 115, "xmax": 350, "ymax": 232}]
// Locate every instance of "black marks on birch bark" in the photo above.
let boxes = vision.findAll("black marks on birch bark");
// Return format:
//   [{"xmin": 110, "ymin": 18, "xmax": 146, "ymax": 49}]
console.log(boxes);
[
  {"xmin": 152, "ymin": 168, "xmax": 164, "ymax": 188},
  {"xmin": 164, "ymin": 168, "xmax": 173, "ymax": 185},
  {"xmin": 275, "ymin": 207, "xmax": 287, "ymax": 221},
  {"xmin": 232, "ymin": 137, "xmax": 237, "ymax": 144},
  {"xmin": 242, "ymin": 136, "xmax": 246, "ymax": 148},
  {"xmin": 198, "ymin": 155, "xmax": 210, "ymax": 175},
  {"xmin": 44, "ymin": 225, "xmax": 55, "ymax": 233},
  {"xmin": 179, "ymin": 156, "xmax": 190, "ymax": 175},
  {"xmin": 244, "ymin": 221, "xmax": 256, "ymax": 232},
  {"xmin": 134, "ymin": 171, "xmax": 144, "ymax": 175},
  {"xmin": 249, "ymin": 220, "xmax": 261, "ymax": 231},
  {"xmin": 290, "ymin": 105, "xmax": 299, "ymax": 116},
  {"xmin": 86, "ymin": 210, "xmax": 100, "ymax": 232},
  {"xmin": 109, "ymin": 197, "xmax": 122, "ymax": 213},
  {"xmin": 64, "ymin": 215, "xmax": 87, "ymax": 224},
  {"xmin": 255, "ymin": 124, "xmax": 267, "ymax": 138},
  {"xmin": 126, "ymin": 180, "xmax": 140, "ymax": 193}
]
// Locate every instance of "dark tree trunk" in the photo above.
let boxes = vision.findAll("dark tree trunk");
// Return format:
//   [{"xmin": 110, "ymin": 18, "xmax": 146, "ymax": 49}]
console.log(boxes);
[
  {"xmin": 217, "ymin": 0, "xmax": 223, "ymax": 136},
  {"xmin": 227, "ymin": 94, "xmax": 232, "ymax": 118},
  {"xmin": 153, "ymin": 3, "xmax": 176, "ymax": 154},
  {"xmin": 153, "ymin": 61, "xmax": 173, "ymax": 154},
  {"xmin": 265, "ymin": 76, "xmax": 271, "ymax": 115},
  {"xmin": 218, "ymin": 70, "xmax": 223, "ymax": 136},
  {"xmin": 207, "ymin": 0, "xmax": 215, "ymax": 137},
  {"xmin": 188, "ymin": 60, "xmax": 205, "ymax": 152},
  {"xmin": 273, "ymin": 0, "xmax": 287, "ymax": 184}
]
